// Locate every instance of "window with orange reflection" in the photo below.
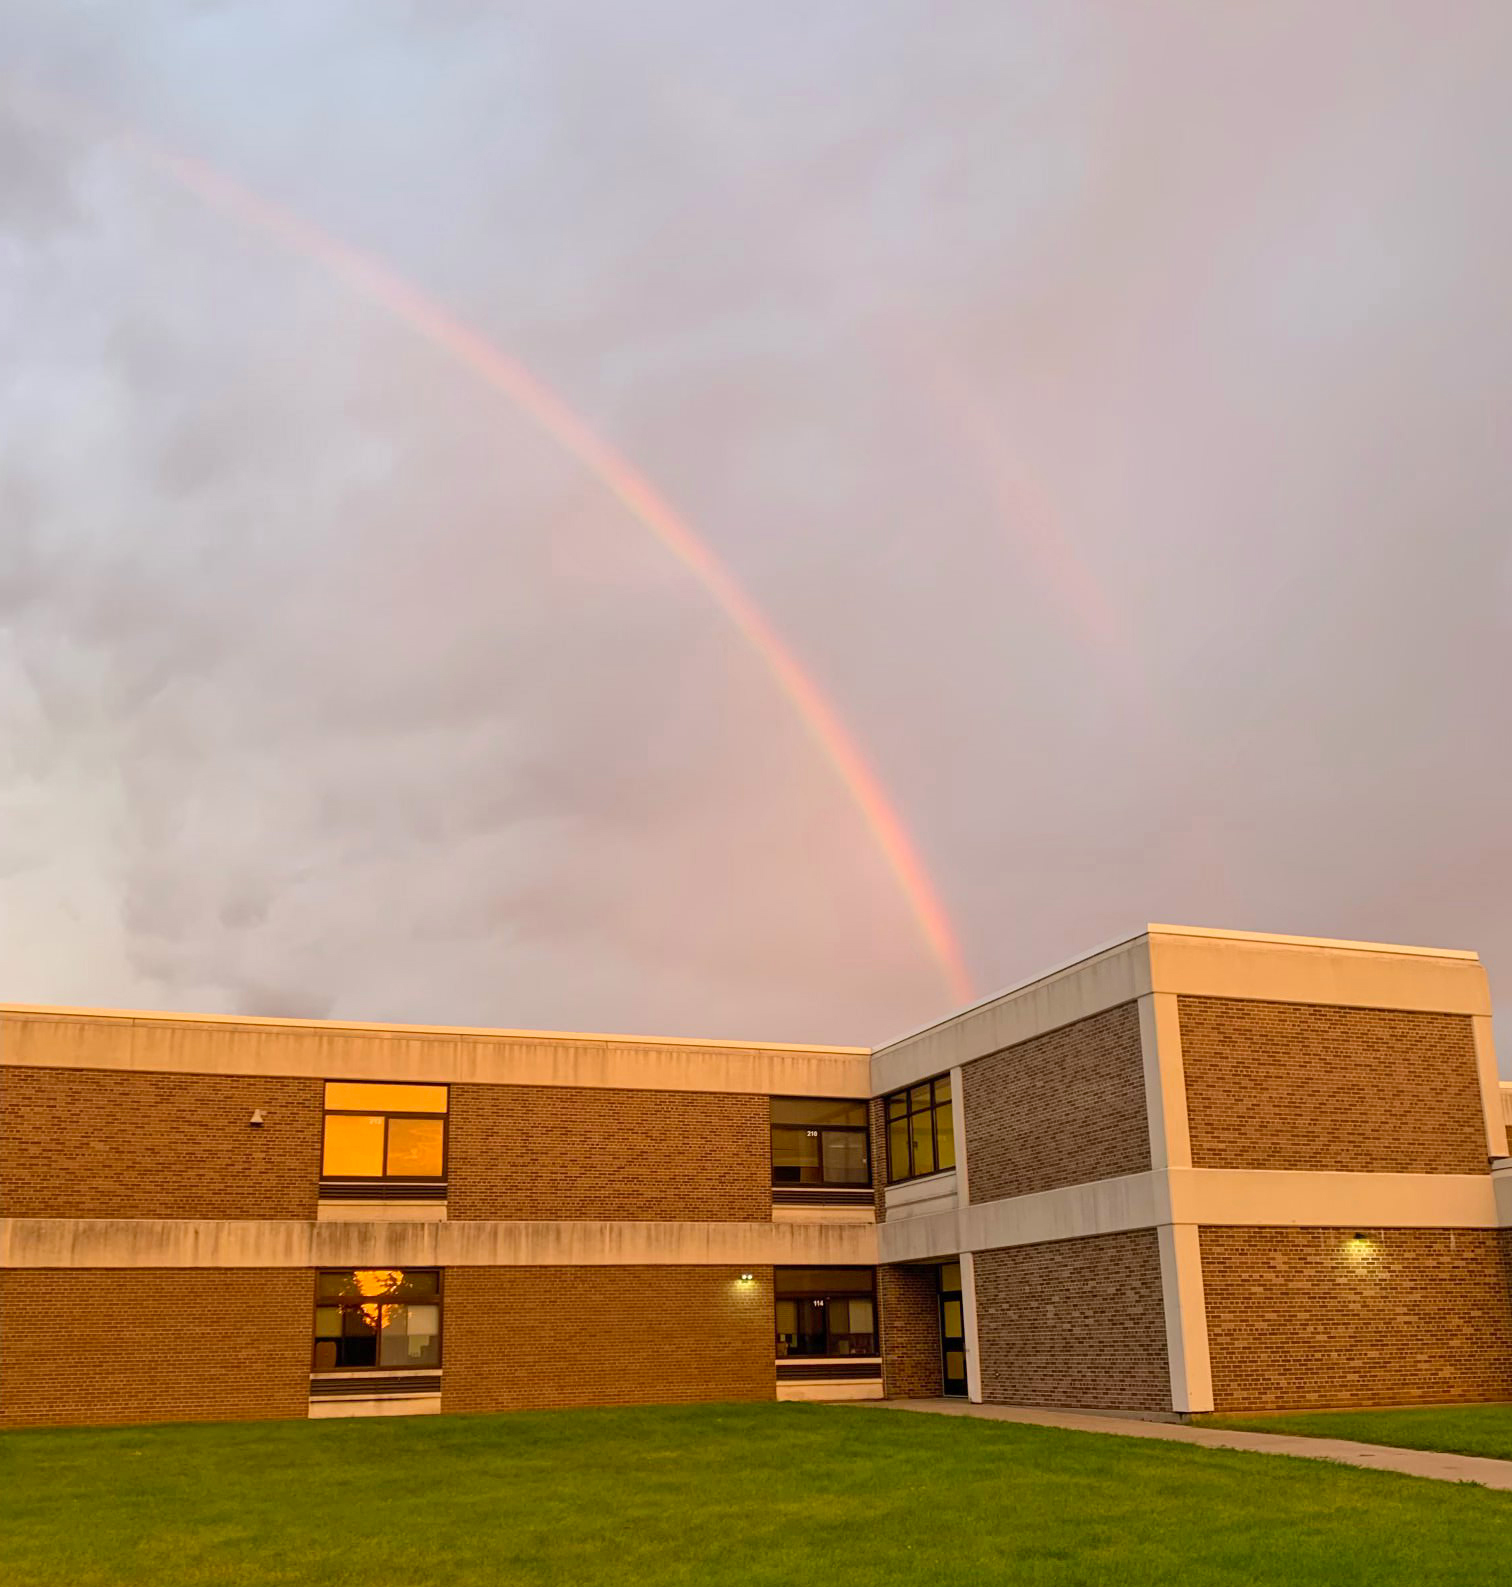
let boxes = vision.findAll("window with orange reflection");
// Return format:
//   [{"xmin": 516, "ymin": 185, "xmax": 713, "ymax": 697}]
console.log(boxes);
[
  {"xmin": 312, "ymin": 1269, "xmax": 442, "ymax": 1371},
  {"xmin": 321, "ymin": 1082, "xmax": 448, "ymax": 1181}
]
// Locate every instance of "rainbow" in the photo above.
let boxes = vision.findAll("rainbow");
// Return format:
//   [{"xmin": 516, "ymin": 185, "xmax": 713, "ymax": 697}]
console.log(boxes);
[{"xmin": 111, "ymin": 133, "xmax": 974, "ymax": 1003}]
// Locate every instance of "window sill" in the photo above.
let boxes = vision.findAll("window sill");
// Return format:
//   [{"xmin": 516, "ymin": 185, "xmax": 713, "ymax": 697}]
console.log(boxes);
[{"xmin": 884, "ymin": 1166, "xmax": 955, "ymax": 1189}]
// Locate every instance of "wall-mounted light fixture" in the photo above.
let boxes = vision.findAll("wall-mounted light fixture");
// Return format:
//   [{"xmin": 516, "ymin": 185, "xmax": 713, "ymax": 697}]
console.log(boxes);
[
  {"xmin": 737, "ymin": 1273, "xmax": 755, "ymax": 1284},
  {"xmin": 249, "ymin": 1110, "xmax": 266, "ymax": 1128}
]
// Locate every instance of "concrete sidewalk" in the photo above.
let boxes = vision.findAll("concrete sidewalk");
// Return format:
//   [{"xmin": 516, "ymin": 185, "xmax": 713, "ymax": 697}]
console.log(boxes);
[{"xmin": 847, "ymin": 1398, "xmax": 1512, "ymax": 1490}]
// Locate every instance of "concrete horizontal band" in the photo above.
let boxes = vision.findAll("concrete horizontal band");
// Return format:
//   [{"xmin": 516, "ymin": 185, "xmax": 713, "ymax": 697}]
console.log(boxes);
[
  {"xmin": 871, "ymin": 927, "xmax": 1490, "ymax": 1095},
  {"xmin": 871, "ymin": 936, "xmax": 1151, "ymax": 1095},
  {"xmin": 1145, "ymin": 928, "xmax": 1491, "ymax": 1017},
  {"xmin": 878, "ymin": 1168, "xmax": 1502, "ymax": 1263},
  {"xmin": 0, "ymin": 1216, "xmax": 879, "ymax": 1270},
  {"xmin": 0, "ymin": 1011, "xmax": 871, "ymax": 1099}
]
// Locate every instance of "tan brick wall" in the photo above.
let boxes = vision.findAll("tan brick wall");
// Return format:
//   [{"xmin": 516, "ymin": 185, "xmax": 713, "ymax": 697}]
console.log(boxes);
[
  {"xmin": 0, "ymin": 1067, "xmax": 322, "ymax": 1219},
  {"xmin": 1201, "ymin": 1226, "xmax": 1512, "ymax": 1410},
  {"xmin": 0, "ymin": 1268, "xmax": 312, "ymax": 1428},
  {"xmin": 1179, "ymin": 999, "xmax": 1488, "ymax": 1174},
  {"xmin": 973, "ymin": 1230, "xmax": 1170, "ymax": 1411},
  {"xmin": 962, "ymin": 1002, "xmax": 1149, "ymax": 1202},
  {"xmin": 879, "ymin": 1264, "xmax": 941, "ymax": 1397},
  {"xmin": 447, "ymin": 1085, "xmax": 770, "ymax": 1221},
  {"xmin": 440, "ymin": 1266, "xmax": 774, "ymax": 1412}
]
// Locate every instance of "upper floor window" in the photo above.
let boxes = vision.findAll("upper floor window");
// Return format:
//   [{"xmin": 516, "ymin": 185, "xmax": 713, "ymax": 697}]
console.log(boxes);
[
  {"xmin": 884, "ymin": 1074, "xmax": 955, "ymax": 1182},
  {"xmin": 321, "ymin": 1082, "xmax": 448, "ymax": 1183},
  {"xmin": 313, "ymin": 1268, "xmax": 441, "ymax": 1371},
  {"xmin": 771, "ymin": 1098, "xmax": 870, "ymax": 1187}
]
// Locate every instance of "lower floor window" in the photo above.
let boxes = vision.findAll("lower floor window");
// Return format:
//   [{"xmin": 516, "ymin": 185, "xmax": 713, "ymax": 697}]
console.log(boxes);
[
  {"xmin": 313, "ymin": 1269, "xmax": 442, "ymax": 1371},
  {"xmin": 774, "ymin": 1267, "xmax": 876, "ymax": 1357}
]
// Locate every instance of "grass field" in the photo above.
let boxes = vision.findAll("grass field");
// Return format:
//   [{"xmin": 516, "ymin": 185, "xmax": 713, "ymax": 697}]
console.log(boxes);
[
  {"xmin": 5, "ymin": 1401, "xmax": 1512, "ymax": 1586},
  {"xmin": 1199, "ymin": 1402, "xmax": 1512, "ymax": 1463}
]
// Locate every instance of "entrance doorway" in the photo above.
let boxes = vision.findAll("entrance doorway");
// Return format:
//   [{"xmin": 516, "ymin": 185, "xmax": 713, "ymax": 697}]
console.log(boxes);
[{"xmin": 938, "ymin": 1260, "xmax": 967, "ymax": 1397}]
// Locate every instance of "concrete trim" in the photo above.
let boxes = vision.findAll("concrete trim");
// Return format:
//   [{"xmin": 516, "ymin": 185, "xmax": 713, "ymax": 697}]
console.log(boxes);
[
  {"xmin": 883, "ymin": 1170, "xmax": 959, "ymax": 1221},
  {"xmin": 776, "ymin": 1380, "xmax": 883, "ymax": 1402},
  {"xmin": 1165, "ymin": 1168, "xmax": 1499, "ymax": 1229},
  {"xmin": 1147, "ymin": 928, "xmax": 1491, "ymax": 1016},
  {"xmin": 1145, "ymin": 922, "xmax": 1479, "ymax": 961},
  {"xmin": 958, "ymin": 1250, "xmax": 983, "ymax": 1404},
  {"xmin": 1158, "ymin": 1224, "xmax": 1213, "ymax": 1414},
  {"xmin": 1474, "ymin": 1018, "xmax": 1508, "ymax": 1158},
  {"xmin": 316, "ymin": 1201, "xmax": 449, "ymax": 1223},
  {"xmin": 950, "ymin": 1066, "xmax": 970, "ymax": 1205},
  {"xmin": 0, "ymin": 1216, "xmax": 879, "ymax": 1270},
  {"xmin": 871, "ymin": 936, "xmax": 1152, "ymax": 1094},
  {"xmin": 0, "ymin": 1011, "xmax": 871, "ymax": 1098},
  {"xmin": 878, "ymin": 1172, "xmax": 1167, "ymax": 1264},
  {"xmin": 770, "ymin": 1205, "xmax": 876, "ymax": 1225},
  {"xmin": 1493, "ymin": 1163, "xmax": 1512, "ymax": 1227},
  {"xmin": 1138, "ymin": 992, "xmax": 1191, "ymax": 1171},
  {"xmin": 877, "ymin": 1167, "xmax": 1504, "ymax": 1265},
  {"xmin": 0, "ymin": 1001, "xmax": 867, "ymax": 1055},
  {"xmin": 309, "ymin": 1393, "xmax": 441, "ymax": 1418},
  {"xmin": 871, "ymin": 924, "xmax": 1491, "ymax": 1097}
]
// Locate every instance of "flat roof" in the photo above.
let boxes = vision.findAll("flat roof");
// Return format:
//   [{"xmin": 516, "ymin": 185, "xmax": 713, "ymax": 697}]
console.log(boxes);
[
  {"xmin": 874, "ymin": 922, "xmax": 1481, "ymax": 1055},
  {"xmin": 0, "ymin": 1001, "xmax": 868, "ymax": 1056}
]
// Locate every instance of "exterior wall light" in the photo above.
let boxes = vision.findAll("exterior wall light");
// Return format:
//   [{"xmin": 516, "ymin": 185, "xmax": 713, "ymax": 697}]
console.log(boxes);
[
  {"xmin": 249, "ymin": 1110, "xmax": 266, "ymax": 1128},
  {"xmin": 738, "ymin": 1273, "xmax": 755, "ymax": 1284}
]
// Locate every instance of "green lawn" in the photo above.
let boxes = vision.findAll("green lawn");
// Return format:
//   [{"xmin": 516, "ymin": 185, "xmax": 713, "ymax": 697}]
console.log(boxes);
[
  {"xmin": 4, "ymin": 1402, "xmax": 1512, "ymax": 1586},
  {"xmin": 1199, "ymin": 1402, "xmax": 1512, "ymax": 1462}
]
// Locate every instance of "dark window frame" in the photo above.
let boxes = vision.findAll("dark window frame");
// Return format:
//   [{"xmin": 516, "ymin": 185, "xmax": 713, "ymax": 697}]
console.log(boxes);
[
  {"xmin": 883, "ymin": 1074, "xmax": 955, "ymax": 1184},
  {"xmin": 320, "ymin": 1084, "xmax": 450, "ymax": 1184},
  {"xmin": 773, "ymin": 1267, "xmax": 878, "ymax": 1359},
  {"xmin": 770, "ymin": 1097, "xmax": 872, "ymax": 1189},
  {"xmin": 311, "ymin": 1268, "xmax": 444, "ymax": 1373}
]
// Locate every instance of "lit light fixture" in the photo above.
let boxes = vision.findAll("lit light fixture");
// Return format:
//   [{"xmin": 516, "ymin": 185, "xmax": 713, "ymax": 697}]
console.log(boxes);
[{"xmin": 738, "ymin": 1273, "xmax": 755, "ymax": 1284}]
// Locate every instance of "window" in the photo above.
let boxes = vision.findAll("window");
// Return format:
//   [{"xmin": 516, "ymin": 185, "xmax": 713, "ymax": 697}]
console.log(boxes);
[
  {"xmin": 321, "ymin": 1082, "xmax": 448, "ymax": 1183},
  {"xmin": 770, "ymin": 1098, "xmax": 871, "ymax": 1187},
  {"xmin": 884, "ymin": 1074, "xmax": 955, "ymax": 1182},
  {"xmin": 313, "ymin": 1269, "xmax": 442, "ymax": 1371},
  {"xmin": 774, "ymin": 1268, "xmax": 877, "ymax": 1357}
]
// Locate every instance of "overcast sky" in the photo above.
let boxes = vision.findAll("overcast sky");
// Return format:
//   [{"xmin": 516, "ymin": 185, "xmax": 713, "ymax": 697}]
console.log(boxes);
[{"xmin": 2, "ymin": 2, "xmax": 1508, "ymax": 1055}]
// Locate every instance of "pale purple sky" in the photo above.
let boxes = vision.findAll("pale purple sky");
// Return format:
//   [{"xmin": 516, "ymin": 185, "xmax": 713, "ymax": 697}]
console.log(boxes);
[{"xmin": 2, "ymin": 3, "xmax": 1509, "ymax": 1055}]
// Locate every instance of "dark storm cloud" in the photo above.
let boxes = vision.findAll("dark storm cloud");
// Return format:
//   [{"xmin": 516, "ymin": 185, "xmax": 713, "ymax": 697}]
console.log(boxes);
[{"xmin": 1, "ymin": 2, "xmax": 1509, "ymax": 1048}]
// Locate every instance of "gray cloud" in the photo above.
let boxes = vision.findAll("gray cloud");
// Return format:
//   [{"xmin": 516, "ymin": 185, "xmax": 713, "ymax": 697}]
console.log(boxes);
[{"xmin": 1, "ymin": 2, "xmax": 1509, "ymax": 1050}]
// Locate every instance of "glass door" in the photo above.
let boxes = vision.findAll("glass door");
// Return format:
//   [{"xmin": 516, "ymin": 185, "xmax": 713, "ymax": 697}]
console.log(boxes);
[{"xmin": 939, "ymin": 1261, "xmax": 967, "ymax": 1397}]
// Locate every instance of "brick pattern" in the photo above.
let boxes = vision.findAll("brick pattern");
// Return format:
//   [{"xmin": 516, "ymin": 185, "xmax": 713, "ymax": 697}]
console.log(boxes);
[
  {"xmin": 878, "ymin": 1264, "xmax": 941, "ymax": 1397},
  {"xmin": 440, "ymin": 1266, "xmax": 774, "ymax": 1412},
  {"xmin": 869, "ymin": 1097, "xmax": 888, "ymax": 1220},
  {"xmin": 1179, "ymin": 999, "xmax": 1488, "ymax": 1174},
  {"xmin": 973, "ymin": 1231, "xmax": 1170, "ymax": 1411},
  {"xmin": 0, "ymin": 1268, "xmax": 312, "ymax": 1428},
  {"xmin": 0, "ymin": 1067, "xmax": 322, "ymax": 1219},
  {"xmin": 447, "ymin": 1085, "xmax": 770, "ymax": 1221},
  {"xmin": 1201, "ymin": 1226, "xmax": 1512, "ymax": 1410},
  {"xmin": 962, "ymin": 1002, "xmax": 1150, "ymax": 1203}
]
